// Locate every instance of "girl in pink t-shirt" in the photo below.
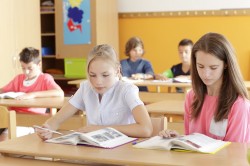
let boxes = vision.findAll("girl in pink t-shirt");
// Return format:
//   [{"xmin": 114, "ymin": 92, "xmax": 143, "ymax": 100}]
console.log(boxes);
[{"xmin": 159, "ymin": 33, "xmax": 250, "ymax": 143}]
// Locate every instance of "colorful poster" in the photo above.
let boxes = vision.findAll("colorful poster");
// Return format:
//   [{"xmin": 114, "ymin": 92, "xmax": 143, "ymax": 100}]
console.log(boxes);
[{"xmin": 63, "ymin": 0, "xmax": 91, "ymax": 45}]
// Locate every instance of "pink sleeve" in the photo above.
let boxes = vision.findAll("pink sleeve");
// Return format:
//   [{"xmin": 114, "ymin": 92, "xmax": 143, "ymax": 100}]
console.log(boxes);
[{"xmin": 224, "ymin": 98, "xmax": 250, "ymax": 143}]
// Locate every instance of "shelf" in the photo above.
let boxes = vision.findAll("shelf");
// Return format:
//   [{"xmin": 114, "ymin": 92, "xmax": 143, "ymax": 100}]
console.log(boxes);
[
  {"xmin": 40, "ymin": 6, "xmax": 54, "ymax": 14},
  {"xmin": 41, "ymin": 33, "xmax": 55, "ymax": 36},
  {"xmin": 41, "ymin": 11, "xmax": 54, "ymax": 14},
  {"xmin": 52, "ymin": 74, "xmax": 84, "ymax": 81},
  {"xmin": 42, "ymin": 55, "xmax": 56, "ymax": 58}
]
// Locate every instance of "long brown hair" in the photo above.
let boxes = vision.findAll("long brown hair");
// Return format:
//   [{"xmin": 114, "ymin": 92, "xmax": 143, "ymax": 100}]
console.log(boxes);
[{"xmin": 191, "ymin": 32, "xmax": 248, "ymax": 121}]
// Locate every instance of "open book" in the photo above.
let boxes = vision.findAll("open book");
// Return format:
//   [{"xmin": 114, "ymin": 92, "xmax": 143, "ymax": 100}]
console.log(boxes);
[
  {"xmin": 45, "ymin": 127, "xmax": 137, "ymax": 149},
  {"xmin": 173, "ymin": 77, "xmax": 191, "ymax": 83},
  {"xmin": 133, "ymin": 133, "xmax": 231, "ymax": 154},
  {"xmin": 0, "ymin": 92, "xmax": 25, "ymax": 99}
]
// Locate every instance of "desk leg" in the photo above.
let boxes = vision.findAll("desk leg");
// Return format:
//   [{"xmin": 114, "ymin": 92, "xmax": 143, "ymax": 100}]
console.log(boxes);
[
  {"xmin": 167, "ymin": 87, "xmax": 171, "ymax": 93},
  {"xmin": 50, "ymin": 108, "xmax": 57, "ymax": 115},
  {"xmin": 156, "ymin": 86, "xmax": 161, "ymax": 93}
]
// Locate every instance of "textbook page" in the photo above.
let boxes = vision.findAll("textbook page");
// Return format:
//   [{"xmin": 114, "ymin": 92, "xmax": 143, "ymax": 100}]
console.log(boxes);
[
  {"xmin": 46, "ymin": 128, "xmax": 137, "ymax": 149},
  {"xmin": 134, "ymin": 133, "xmax": 230, "ymax": 154},
  {"xmin": 81, "ymin": 128, "xmax": 137, "ymax": 148},
  {"xmin": 173, "ymin": 77, "xmax": 191, "ymax": 83}
]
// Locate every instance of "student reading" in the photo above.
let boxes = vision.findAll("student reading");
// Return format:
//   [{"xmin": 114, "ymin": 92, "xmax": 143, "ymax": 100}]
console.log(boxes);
[
  {"xmin": 120, "ymin": 37, "xmax": 154, "ymax": 91},
  {"xmin": 159, "ymin": 32, "xmax": 250, "ymax": 143},
  {"xmin": 155, "ymin": 39, "xmax": 193, "ymax": 92},
  {"xmin": 0, "ymin": 47, "xmax": 64, "ymax": 139},
  {"xmin": 36, "ymin": 44, "xmax": 153, "ymax": 140},
  {"xmin": 155, "ymin": 39, "xmax": 193, "ymax": 81}
]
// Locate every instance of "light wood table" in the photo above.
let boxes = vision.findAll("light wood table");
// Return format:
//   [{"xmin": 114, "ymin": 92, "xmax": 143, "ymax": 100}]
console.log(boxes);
[
  {"xmin": 68, "ymin": 79, "xmax": 192, "ymax": 93},
  {"xmin": 0, "ymin": 97, "xmax": 86, "ymax": 129},
  {"xmin": 68, "ymin": 79, "xmax": 250, "ymax": 92},
  {"xmin": 0, "ymin": 134, "xmax": 249, "ymax": 166},
  {"xmin": 68, "ymin": 79, "xmax": 85, "ymax": 88},
  {"xmin": 146, "ymin": 100, "xmax": 184, "ymax": 122},
  {"xmin": 0, "ymin": 155, "xmax": 89, "ymax": 166},
  {"xmin": 0, "ymin": 97, "xmax": 69, "ymax": 115},
  {"xmin": 139, "ymin": 92, "xmax": 185, "ymax": 104}
]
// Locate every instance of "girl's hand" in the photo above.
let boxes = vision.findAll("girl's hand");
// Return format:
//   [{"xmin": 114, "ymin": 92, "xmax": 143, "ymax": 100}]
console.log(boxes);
[
  {"xmin": 158, "ymin": 129, "xmax": 179, "ymax": 138},
  {"xmin": 35, "ymin": 124, "xmax": 53, "ymax": 140},
  {"xmin": 132, "ymin": 73, "xmax": 144, "ymax": 80}
]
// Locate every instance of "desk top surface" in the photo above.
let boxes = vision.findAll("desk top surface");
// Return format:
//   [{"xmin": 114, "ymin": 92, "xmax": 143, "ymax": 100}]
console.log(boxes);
[
  {"xmin": 0, "ymin": 134, "xmax": 249, "ymax": 166},
  {"xmin": 0, "ymin": 97, "xmax": 69, "ymax": 108},
  {"xmin": 146, "ymin": 100, "xmax": 184, "ymax": 115},
  {"xmin": 0, "ymin": 155, "xmax": 89, "ymax": 166},
  {"xmin": 68, "ymin": 79, "xmax": 250, "ymax": 90},
  {"xmin": 68, "ymin": 79, "xmax": 192, "ymax": 87}
]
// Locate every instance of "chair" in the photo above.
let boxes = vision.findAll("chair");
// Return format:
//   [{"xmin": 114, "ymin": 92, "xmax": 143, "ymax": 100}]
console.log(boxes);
[
  {"xmin": 0, "ymin": 106, "xmax": 16, "ymax": 139},
  {"xmin": 150, "ymin": 116, "xmax": 167, "ymax": 136}
]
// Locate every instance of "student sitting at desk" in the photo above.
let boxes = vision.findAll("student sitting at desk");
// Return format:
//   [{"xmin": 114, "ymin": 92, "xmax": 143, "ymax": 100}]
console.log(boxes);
[
  {"xmin": 155, "ymin": 39, "xmax": 193, "ymax": 92},
  {"xmin": 159, "ymin": 32, "xmax": 250, "ymax": 143},
  {"xmin": 36, "ymin": 44, "xmax": 153, "ymax": 140},
  {"xmin": 120, "ymin": 37, "xmax": 154, "ymax": 91},
  {"xmin": 0, "ymin": 47, "xmax": 64, "ymax": 139}
]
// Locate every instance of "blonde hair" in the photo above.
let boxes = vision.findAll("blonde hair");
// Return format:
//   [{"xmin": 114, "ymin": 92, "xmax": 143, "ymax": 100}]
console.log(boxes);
[{"xmin": 87, "ymin": 44, "xmax": 122, "ymax": 79}]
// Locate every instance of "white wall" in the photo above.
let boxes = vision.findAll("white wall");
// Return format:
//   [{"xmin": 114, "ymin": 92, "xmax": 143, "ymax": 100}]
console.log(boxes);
[{"xmin": 118, "ymin": 0, "xmax": 250, "ymax": 13}]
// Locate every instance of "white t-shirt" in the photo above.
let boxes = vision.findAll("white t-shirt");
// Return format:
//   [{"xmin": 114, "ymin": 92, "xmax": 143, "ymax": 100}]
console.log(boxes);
[{"xmin": 69, "ymin": 80, "xmax": 144, "ymax": 125}]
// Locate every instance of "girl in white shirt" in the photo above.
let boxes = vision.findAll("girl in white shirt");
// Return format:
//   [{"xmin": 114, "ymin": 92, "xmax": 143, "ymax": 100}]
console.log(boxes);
[{"xmin": 36, "ymin": 44, "xmax": 153, "ymax": 140}]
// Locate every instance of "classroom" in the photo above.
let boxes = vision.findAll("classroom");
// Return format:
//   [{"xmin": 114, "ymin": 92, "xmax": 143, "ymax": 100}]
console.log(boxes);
[{"xmin": 0, "ymin": 0, "xmax": 250, "ymax": 165}]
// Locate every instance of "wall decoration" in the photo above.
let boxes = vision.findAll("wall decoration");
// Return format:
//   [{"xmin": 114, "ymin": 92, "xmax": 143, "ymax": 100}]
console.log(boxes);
[{"xmin": 63, "ymin": 0, "xmax": 91, "ymax": 45}]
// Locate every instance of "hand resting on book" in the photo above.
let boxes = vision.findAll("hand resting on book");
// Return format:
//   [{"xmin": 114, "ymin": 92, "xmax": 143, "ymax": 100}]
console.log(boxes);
[{"xmin": 159, "ymin": 129, "xmax": 180, "ymax": 138}]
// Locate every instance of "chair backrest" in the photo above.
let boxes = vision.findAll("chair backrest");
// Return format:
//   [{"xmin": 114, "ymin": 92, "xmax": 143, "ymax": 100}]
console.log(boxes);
[
  {"xmin": 150, "ymin": 116, "xmax": 167, "ymax": 136},
  {"xmin": 0, "ymin": 106, "xmax": 16, "ymax": 139}
]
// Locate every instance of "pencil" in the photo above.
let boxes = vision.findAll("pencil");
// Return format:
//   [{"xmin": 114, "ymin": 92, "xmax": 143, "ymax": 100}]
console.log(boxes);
[{"xmin": 33, "ymin": 125, "xmax": 63, "ymax": 135}]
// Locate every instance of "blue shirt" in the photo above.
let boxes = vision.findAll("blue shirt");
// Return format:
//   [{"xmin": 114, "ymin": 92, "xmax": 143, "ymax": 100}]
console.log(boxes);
[{"xmin": 120, "ymin": 58, "xmax": 154, "ymax": 77}]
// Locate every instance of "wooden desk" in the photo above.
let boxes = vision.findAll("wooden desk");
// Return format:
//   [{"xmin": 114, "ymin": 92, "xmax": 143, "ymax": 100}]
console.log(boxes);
[
  {"xmin": 0, "ymin": 155, "xmax": 91, "ymax": 166},
  {"xmin": 139, "ymin": 92, "xmax": 185, "ymax": 104},
  {"xmin": 0, "ymin": 97, "xmax": 69, "ymax": 113},
  {"xmin": 0, "ymin": 134, "xmax": 249, "ymax": 166},
  {"xmin": 68, "ymin": 79, "xmax": 84, "ymax": 88},
  {"xmin": 134, "ymin": 80, "xmax": 191, "ymax": 93},
  {"xmin": 68, "ymin": 79, "xmax": 191, "ymax": 93},
  {"xmin": 146, "ymin": 100, "xmax": 184, "ymax": 122},
  {"xmin": 0, "ymin": 97, "xmax": 86, "ymax": 130},
  {"xmin": 68, "ymin": 80, "xmax": 250, "ymax": 92}
]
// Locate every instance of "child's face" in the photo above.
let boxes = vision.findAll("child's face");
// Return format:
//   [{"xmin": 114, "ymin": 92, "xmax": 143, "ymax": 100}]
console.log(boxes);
[
  {"xmin": 195, "ymin": 51, "xmax": 225, "ymax": 89},
  {"xmin": 129, "ymin": 46, "xmax": 143, "ymax": 62},
  {"xmin": 20, "ymin": 61, "xmax": 41, "ymax": 80},
  {"xmin": 178, "ymin": 45, "xmax": 192, "ymax": 64},
  {"xmin": 88, "ymin": 58, "xmax": 118, "ymax": 95}
]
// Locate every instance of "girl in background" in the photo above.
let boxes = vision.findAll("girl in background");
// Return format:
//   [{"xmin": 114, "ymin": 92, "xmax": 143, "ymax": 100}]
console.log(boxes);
[{"xmin": 120, "ymin": 37, "xmax": 154, "ymax": 91}]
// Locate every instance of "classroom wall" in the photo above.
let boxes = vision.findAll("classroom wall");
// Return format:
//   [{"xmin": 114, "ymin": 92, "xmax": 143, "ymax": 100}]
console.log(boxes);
[
  {"xmin": 118, "ymin": 14, "xmax": 250, "ymax": 80},
  {"xmin": 117, "ymin": 0, "xmax": 250, "ymax": 13}
]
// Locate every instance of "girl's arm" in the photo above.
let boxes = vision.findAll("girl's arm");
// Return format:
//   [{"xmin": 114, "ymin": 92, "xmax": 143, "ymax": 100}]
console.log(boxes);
[{"xmin": 36, "ymin": 102, "xmax": 80, "ymax": 140}]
